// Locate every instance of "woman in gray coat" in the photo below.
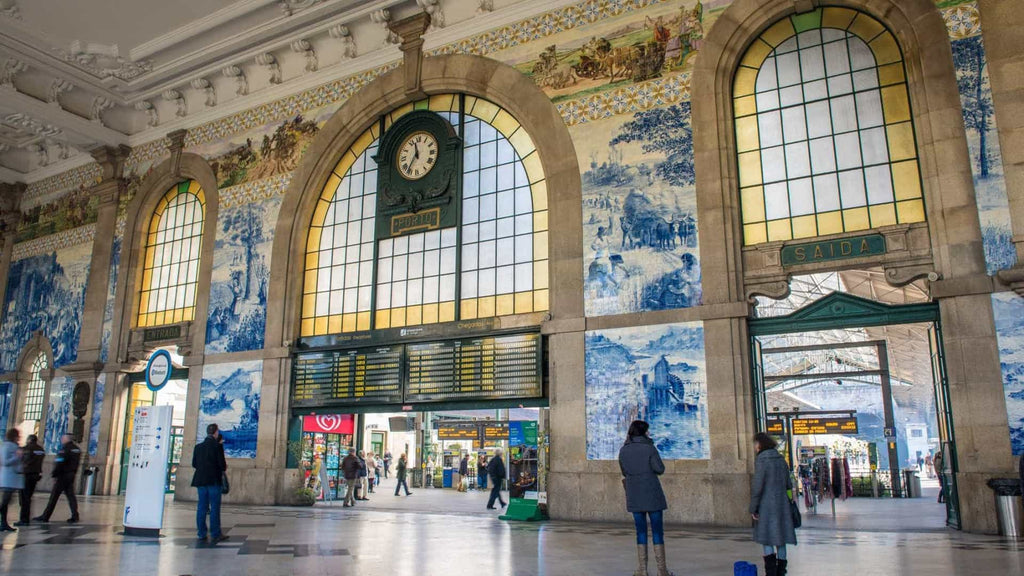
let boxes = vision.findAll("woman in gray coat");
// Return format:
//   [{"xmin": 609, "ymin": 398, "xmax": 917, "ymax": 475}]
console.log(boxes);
[
  {"xmin": 749, "ymin": 432, "xmax": 796, "ymax": 576},
  {"xmin": 619, "ymin": 420, "xmax": 674, "ymax": 576},
  {"xmin": 0, "ymin": 428, "xmax": 24, "ymax": 532}
]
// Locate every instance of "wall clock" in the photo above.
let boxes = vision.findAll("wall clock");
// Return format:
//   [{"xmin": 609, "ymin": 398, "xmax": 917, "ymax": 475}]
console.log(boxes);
[{"xmin": 374, "ymin": 110, "xmax": 462, "ymax": 240}]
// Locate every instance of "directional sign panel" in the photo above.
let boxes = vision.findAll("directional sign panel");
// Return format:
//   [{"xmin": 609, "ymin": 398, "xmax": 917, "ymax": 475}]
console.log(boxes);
[{"xmin": 791, "ymin": 417, "xmax": 859, "ymax": 435}]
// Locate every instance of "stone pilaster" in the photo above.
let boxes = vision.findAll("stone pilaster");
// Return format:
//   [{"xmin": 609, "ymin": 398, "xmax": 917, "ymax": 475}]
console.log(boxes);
[
  {"xmin": 74, "ymin": 146, "xmax": 131, "ymax": 366},
  {"xmin": 60, "ymin": 146, "xmax": 130, "ymax": 481}
]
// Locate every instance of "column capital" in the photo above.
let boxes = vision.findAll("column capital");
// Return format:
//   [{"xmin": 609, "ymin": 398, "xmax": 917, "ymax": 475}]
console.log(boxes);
[{"xmin": 89, "ymin": 145, "xmax": 132, "ymax": 182}]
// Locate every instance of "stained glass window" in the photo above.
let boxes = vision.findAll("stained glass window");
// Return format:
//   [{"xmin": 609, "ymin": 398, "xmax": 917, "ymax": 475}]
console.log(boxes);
[
  {"xmin": 302, "ymin": 94, "xmax": 549, "ymax": 337},
  {"xmin": 137, "ymin": 180, "xmax": 206, "ymax": 327},
  {"xmin": 733, "ymin": 8, "xmax": 925, "ymax": 246},
  {"xmin": 22, "ymin": 353, "xmax": 47, "ymax": 422}
]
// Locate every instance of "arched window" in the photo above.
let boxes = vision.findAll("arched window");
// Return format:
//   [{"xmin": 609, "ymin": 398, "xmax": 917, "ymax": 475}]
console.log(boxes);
[
  {"xmin": 22, "ymin": 353, "xmax": 47, "ymax": 422},
  {"xmin": 302, "ymin": 94, "xmax": 549, "ymax": 336},
  {"xmin": 137, "ymin": 180, "xmax": 206, "ymax": 327},
  {"xmin": 733, "ymin": 8, "xmax": 925, "ymax": 245}
]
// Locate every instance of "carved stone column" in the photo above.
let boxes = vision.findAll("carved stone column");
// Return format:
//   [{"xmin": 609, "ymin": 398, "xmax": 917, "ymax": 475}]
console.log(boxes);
[{"xmin": 74, "ymin": 145, "xmax": 131, "ymax": 366}]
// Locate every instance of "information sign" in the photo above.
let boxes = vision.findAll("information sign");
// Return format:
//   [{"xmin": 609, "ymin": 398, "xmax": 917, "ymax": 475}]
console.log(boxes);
[
  {"xmin": 123, "ymin": 405, "xmax": 174, "ymax": 536},
  {"xmin": 791, "ymin": 417, "xmax": 859, "ymax": 435},
  {"xmin": 766, "ymin": 418, "xmax": 784, "ymax": 434}
]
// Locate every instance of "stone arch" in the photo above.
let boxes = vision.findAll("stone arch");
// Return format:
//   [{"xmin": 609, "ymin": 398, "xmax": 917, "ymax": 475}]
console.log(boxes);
[
  {"xmin": 267, "ymin": 54, "xmax": 583, "ymax": 350},
  {"xmin": 692, "ymin": 0, "xmax": 982, "ymax": 302},
  {"xmin": 111, "ymin": 152, "xmax": 220, "ymax": 365}
]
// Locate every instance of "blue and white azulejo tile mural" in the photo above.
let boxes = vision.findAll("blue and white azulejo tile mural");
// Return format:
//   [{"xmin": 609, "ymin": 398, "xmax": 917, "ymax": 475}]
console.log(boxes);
[
  {"xmin": 585, "ymin": 321, "xmax": 708, "ymax": 460},
  {"xmin": 993, "ymin": 293, "xmax": 1024, "ymax": 455},
  {"xmin": 576, "ymin": 105, "xmax": 702, "ymax": 317},
  {"xmin": 951, "ymin": 33, "xmax": 1013, "ymax": 275},
  {"xmin": 196, "ymin": 361, "xmax": 261, "ymax": 458},
  {"xmin": 0, "ymin": 241, "xmax": 91, "ymax": 372},
  {"xmin": 205, "ymin": 196, "xmax": 281, "ymax": 354},
  {"xmin": 100, "ymin": 236, "xmax": 121, "ymax": 364},
  {"xmin": 44, "ymin": 375, "xmax": 73, "ymax": 454},
  {"xmin": 0, "ymin": 381, "xmax": 11, "ymax": 433},
  {"xmin": 89, "ymin": 374, "xmax": 105, "ymax": 456}
]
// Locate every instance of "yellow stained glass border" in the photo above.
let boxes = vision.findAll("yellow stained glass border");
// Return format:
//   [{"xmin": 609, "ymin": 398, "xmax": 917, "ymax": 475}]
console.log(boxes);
[
  {"xmin": 136, "ymin": 179, "xmax": 206, "ymax": 327},
  {"xmin": 733, "ymin": 8, "xmax": 926, "ymax": 246}
]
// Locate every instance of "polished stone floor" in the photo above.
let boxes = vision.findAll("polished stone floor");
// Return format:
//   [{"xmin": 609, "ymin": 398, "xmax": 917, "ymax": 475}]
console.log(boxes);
[{"xmin": 0, "ymin": 486, "xmax": 1021, "ymax": 575}]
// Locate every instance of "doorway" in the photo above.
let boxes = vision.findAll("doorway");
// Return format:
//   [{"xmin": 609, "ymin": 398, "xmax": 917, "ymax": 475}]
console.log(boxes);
[
  {"xmin": 293, "ymin": 406, "xmax": 547, "ymax": 516},
  {"xmin": 748, "ymin": 271, "xmax": 961, "ymax": 530}
]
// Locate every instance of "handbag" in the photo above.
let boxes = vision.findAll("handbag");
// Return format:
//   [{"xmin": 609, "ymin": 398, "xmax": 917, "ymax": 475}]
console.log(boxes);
[
  {"xmin": 221, "ymin": 472, "xmax": 230, "ymax": 495},
  {"xmin": 789, "ymin": 499, "xmax": 802, "ymax": 529}
]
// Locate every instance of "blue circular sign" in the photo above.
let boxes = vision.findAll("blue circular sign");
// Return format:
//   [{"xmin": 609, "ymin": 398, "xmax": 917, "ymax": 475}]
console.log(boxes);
[{"xmin": 145, "ymin": 349, "xmax": 173, "ymax": 392}]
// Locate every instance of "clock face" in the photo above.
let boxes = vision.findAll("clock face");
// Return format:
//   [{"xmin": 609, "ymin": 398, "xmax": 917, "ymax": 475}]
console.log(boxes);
[{"xmin": 396, "ymin": 131, "xmax": 439, "ymax": 180}]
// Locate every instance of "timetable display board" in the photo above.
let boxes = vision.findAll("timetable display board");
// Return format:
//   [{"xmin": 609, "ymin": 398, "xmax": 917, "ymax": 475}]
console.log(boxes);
[
  {"xmin": 437, "ymin": 422, "xmax": 480, "ymax": 440},
  {"xmin": 292, "ymin": 332, "xmax": 543, "ymax": 407},
  {"xmin": 405, "ymin": 333, "xmax": 543, "ymax": 402},
  {"xmin": 791, "ymin": 417, "xmax": 859, "ymax": 435},
  {"xmin": 292, "ymin": 346, "xmax": 403, "ymax": 406}
]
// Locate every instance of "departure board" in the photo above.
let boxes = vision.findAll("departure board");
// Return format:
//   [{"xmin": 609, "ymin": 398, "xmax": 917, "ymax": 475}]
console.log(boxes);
[
  {"xmin": 292, "ymin": 346, "xmax": 403, "ymax": 406},
  {"xmin": 791, "ymin": 417, "xmax": 859, "ymax": 435},
  {"xmin": 405, "ymin": 333, "xmax": 542, "ymax": 402},
  {"xmin": 292, "ymin": 332, "xmax": 542, "ymax": 407}
]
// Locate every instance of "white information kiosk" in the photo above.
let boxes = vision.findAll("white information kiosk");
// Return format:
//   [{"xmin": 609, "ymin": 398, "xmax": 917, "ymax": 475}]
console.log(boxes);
[{"xmin": 123, "ymin": 403, "xmax": 173, "ymax": 536}]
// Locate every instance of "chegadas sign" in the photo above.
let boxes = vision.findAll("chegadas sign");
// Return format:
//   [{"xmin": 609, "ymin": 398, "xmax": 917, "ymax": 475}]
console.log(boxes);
[{"xmin": 780, "ymin": 234, "xmax": 885, "ymax": 266}]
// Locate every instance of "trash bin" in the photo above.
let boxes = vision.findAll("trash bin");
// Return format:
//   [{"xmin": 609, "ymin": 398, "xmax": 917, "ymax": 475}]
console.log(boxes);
[
  {"xmin": 84, "ymin": 466, "xmax": 98, "ymax": 496},
  {"xmin": 902, "ymin": 470, "xmax": 921, "ymax": 498},
  {"xmin": 411, "ymin": 468, "xmax": 423, "ymax": 488},
  {"xmin": 987, "ymin": 479, "xmax": 1024, "ymax": 539}
]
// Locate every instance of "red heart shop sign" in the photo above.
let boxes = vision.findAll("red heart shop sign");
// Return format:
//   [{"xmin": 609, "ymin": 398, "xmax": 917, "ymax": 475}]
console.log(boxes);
[{"xmin": 303, "ymin": 414, "xmax": 354, "ymax": 434}]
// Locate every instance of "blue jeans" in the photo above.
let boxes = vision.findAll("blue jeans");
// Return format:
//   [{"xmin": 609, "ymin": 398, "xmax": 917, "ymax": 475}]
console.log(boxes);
[
  {"xmin": 632, "ymin": 511, "xmax": 664, "ymax": 545},
  {"xmin": 478, "ymin": 473, "xmax": 487, "ymax": 489},
  {"xmin": 196, "ymin": 485, "xmax": 222, "ymax": 539},
  {"xmin": 763, "ymin": 545, "xmax": 787, "ymax": 560}
]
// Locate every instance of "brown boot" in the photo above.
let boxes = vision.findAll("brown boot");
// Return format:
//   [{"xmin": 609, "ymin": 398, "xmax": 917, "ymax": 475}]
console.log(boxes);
[
  {"xmin": 633, "ymin": 544, "xmax": 648, "ymax": 576},
  {"xmin": 653, "ymin": 544, "xmax": 675, "ymax": 576}
]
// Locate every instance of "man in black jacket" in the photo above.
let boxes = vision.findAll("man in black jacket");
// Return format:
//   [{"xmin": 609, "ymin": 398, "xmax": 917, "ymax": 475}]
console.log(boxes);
[
  {"xmin": 485, "ymin": 449, "xmax": 507, "ymax": 510},
  {"xmin": 341, "ymin": 448, "xmax": 360, "ymax": 507},
  {"xmin": 35, "ymin": 434, "xmax": 81, "ymax": 523},
  {"xmin": 192, "ymin": 423, "xmax": 227, "ymax": 542},
  {"xmin": 16, "ymin": 434, "xmax": 44, "ymax": 526}
]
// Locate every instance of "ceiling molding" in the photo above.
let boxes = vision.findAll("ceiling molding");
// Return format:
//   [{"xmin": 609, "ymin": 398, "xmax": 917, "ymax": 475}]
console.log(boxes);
[
  {"xmin": 0, "ymin": 87, "xmax": 127, "ymax": 147},
  {"xmin": 128, "ymin": 0, "xmax": 280, "ymax": 61}
]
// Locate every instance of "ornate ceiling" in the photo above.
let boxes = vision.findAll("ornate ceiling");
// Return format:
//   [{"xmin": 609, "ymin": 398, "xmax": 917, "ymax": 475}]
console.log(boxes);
[{"xmin": 0, "ymin": 0, "xmax": 537, "ymax": 182}]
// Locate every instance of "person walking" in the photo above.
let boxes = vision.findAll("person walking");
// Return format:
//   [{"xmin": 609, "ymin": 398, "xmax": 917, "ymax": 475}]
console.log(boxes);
[
  {"xmin": 485, "ymin": 448, "xmax": 507, "ymax": 510},
  {"xmin": 0, "ymin": 429, "xmax": 23, "ymax": 532},
  {"xmin": 374, "ymin": 454, "xmax": 383, "ymax": 488},
  {"xmin": 191, "ymin": 423, "xmax": 228, "ymax": 543},
  {"xmin": 383, "ymin": 451, "xmax": 392, "ymax": 479},
  {"xmin": 394, "ymin": 453, "xmax": 412, "ymax": 496},
  {"xmin": 934, "ymin": 450, "xmax": 945, "ymax": 504},
  {"xmin": 35, "ymin": 434, "xmax": 81, "ymax": 524},
  {"xmin": 16, "ymin": 434, "xmax": 43, "ymax": 526},
  {"xmin": 750, "ymin": 432, "xmax": 797, "ymax": 576},
  {"xmin": 341, "ymin": 448, "xmax": 360, "ymax": 507},
  {"xmin": 477, "ymin": 454, "xmax": 488, "ymax": 491},
  {"xmin": 619, "ymin": 420, "xmax": 674, "ymax": 576}
]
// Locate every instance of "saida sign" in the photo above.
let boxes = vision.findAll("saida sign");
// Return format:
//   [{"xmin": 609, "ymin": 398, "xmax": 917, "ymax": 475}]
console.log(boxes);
[{"xmin": 781, "ymin": 234, "xmax": 886, "ymax": 266}]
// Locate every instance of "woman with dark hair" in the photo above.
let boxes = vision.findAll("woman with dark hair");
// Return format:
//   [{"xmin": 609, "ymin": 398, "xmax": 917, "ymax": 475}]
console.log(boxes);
[
  {"xmin": 750, "ymin": 432, "xmax": 796, "ymax": 576},
  {"xmin": 619, "ymin": 420, "xmax": 674, "ymax": 576},
  {"xmin": 0, "ymin": 428, "xmax": 24, "ymax": 532}
]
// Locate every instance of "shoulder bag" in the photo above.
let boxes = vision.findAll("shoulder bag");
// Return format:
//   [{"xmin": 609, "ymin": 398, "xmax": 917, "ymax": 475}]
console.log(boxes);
[
  {"xmin": 789, "ymin": 499, "xmax": 802, "ymax": 529},
  {"xmin": 221, "ymin": 473, "xmax": 231, "ymax": 495}
]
